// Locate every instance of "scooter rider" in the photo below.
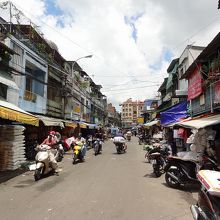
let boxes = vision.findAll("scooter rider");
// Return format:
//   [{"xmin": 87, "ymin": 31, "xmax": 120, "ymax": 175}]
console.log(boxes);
[
  {"xmin": 95, "ymin": 130, "xmax": 103, "ymax": 151},
  {"xmin": 41, "ymin": 131, "xmax": 58, "ymax": 171},
  {"xmin": 75, "ymin": 133, "xmax": 87, "ymax": 157},
  {"xmin": 113, "ymin": 133, "xmax": 127, "ymax": 151}
]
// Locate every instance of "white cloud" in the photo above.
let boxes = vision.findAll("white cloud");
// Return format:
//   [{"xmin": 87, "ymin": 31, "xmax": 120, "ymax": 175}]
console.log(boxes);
[{"xmin": 4, "ymin": 0, "xmax": 220, "ymax": 111}]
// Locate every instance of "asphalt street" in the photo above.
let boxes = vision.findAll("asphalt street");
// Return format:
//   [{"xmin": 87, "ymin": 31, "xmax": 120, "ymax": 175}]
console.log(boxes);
[{"xmin": 0, "ymin": 137, "xmax": 196, "ymax": 220}]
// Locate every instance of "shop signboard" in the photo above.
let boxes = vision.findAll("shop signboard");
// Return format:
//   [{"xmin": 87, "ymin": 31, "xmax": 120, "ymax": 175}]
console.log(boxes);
[
  {"xmin": 214, "ymin": 81, "xmax": 220, "ymax": 104},
  {"xmin": 188, "ymin": 64, "xmax": 203, "ymax": 100}
]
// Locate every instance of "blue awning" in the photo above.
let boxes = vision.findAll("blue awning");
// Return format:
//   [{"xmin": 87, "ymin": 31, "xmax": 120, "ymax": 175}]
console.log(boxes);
[{"xmin": 160, "ymin": 101, "xmax": 188, "ymax": 126}]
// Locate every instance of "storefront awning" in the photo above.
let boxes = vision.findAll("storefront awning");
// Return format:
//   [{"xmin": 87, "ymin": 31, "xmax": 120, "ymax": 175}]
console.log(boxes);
[
  {"xmin": 85, "ymin": 123, "xmax": 99, "ymax": 129},
  {"xmin": 144, "ymin": 120, "xmax": 160, "ymax": 127},
  {"xmin": 177, "ymin": 114, "xmax": 220, "ymax": 129},
  {"xmin": 36, "ymin": 115, "xmax": 64, "ymax": 127},
  {"xmin": 0, "ymin": 100, "xmax": 39, "ymax": 126},
  {"xmin": 79, "ymin": 122, "xmax": 87, "ymax": 129},
  {"xmin": 64, "ymin": 120, "xmax": 78, "ymax": 128}
]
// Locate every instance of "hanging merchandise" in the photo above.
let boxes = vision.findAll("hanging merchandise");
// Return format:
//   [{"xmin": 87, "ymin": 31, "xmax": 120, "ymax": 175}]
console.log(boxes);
[
  {"xmin": 173, "ymin": 129, "xmax": 181, "ymax": 139},
  {"xmin": 0, "ymin": 125, "xmax": 26, "ymax": 171}
]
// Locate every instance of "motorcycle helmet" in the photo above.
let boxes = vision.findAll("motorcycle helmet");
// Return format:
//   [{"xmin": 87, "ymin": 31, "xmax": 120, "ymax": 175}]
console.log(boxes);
[{"xmin": 49, "ymin": 131, "xmax": 56, "ymax": 136}]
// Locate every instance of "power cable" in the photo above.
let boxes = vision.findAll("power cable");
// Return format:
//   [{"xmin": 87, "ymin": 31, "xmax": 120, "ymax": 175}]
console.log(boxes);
[{"xmin": 102, "ymin": 84, "xmax": 160, "ymax": 92}]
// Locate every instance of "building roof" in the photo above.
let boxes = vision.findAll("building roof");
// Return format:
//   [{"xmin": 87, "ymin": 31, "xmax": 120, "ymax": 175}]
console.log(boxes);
[
  {"xmin": 157, "ymin": 77, "xmax": 168, "ymax": 92},
  {"xmin": 167, "ymin": 58, "xmax": 179, "ymax": 73}
]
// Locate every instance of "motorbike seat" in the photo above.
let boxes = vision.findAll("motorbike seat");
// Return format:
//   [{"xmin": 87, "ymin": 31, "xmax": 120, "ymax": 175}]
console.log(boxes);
[
  {"xmin": 170, "ymin": 156, "xmax": 198, "ymax": 163},
  {"xmin": 150, "ymin": 152, "xmax": 160, "ymax": 156}
]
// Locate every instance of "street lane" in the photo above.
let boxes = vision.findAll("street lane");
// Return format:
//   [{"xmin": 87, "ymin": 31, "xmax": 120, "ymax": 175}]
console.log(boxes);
[{"xmin": 0, "ymin": 137, "xmax": 196, "ymax": 220}]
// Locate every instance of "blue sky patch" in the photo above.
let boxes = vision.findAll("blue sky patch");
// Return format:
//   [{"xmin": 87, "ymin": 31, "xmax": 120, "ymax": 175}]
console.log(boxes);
[
  {"xmin": 124, "ymin": 12, "xmax": 144, "ymax": 42},
  {"xmin": 149, "ymin": 49, "xmax": 173, "ymax": 71},
  {"xmin": 45, "ymin": 0, "xmax": 64, "ymax": 16}
]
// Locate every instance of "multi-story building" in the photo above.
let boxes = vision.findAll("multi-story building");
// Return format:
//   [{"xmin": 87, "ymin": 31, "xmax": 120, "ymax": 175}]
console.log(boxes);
[
  {"xmin": 107, "ymin": 103, "xmax": 121, "ymax": 126},
  {"xmin": 121, "ymin": 98, "xmax": 144, "ymax": 127},
  {"xmin": 0, "ymin": 9, "xmax": 107, "ymax": 124},
  {"xmin": 156, "ymin": 45, "xmax": 205, "ymax": 126}
]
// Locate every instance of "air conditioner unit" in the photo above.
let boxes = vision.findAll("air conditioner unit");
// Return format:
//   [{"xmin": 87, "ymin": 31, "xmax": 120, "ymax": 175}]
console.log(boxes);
[{"xmin": 175, "ymin": 90, "xmax": 188, "ymax": 96}]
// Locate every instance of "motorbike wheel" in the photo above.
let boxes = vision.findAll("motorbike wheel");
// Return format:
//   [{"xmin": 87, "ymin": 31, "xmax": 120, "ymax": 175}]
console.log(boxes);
[
  {"xmin": 73, "ymin": 154, "xmax": 77, "ymax": 164},
  {"xmin": 145, "ymin": 152, "xmax": 150, "ymax": 163},
  {"xmin": 57, "ymin": 154, "xmax": 63, "ymax": 162},
  {"xmin": 94, "ymin": 145, "xmax": 99, "ymax": 156},
  {"xmin": 34, "ymin": 168, "xmax": 42, "ymax": 181},
  {"xmin": 165, "ymin": 168, "xmax": 181, "ymax": 188},
  {"xmin": 154, "ymin": 167, "xmax": 161, "ymax": 177}
]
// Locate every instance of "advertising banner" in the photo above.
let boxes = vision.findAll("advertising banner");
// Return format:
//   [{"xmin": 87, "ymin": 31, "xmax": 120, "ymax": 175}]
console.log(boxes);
[{"xmin": 188, "ymin": 64, "xmax": 203, "ymax": 100}]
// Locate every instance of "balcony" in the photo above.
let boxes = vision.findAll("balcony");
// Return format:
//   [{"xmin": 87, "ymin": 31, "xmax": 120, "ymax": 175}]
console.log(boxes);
[{"xmin": 24, "ymin": 90, "xmax": 37, "ymax": 102}]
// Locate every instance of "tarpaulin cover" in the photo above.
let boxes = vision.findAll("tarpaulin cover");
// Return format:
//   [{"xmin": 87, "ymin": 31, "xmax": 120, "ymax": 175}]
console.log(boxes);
[{"xmin": 160, "ymin": 101, "xmax": 188, "ymax": 126}]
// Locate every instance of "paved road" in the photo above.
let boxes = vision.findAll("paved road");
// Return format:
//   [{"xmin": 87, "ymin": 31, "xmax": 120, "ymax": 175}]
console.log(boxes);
[{"xmin": 0, "ymin": 137, "xmax": 196, "ymax": 220}]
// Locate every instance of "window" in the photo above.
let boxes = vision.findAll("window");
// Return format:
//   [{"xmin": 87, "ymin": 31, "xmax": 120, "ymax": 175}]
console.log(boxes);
[
  {"xmin": 129, "ymin": 113, "xmax": 131, "ymax": 116},
  {"xmin": 129, "ymin": 108, "xmax": 132, "ymax": 111},
  {"xmin": 0, "ymin": 83, "xmax": 7, "ymax": 99},
  {"xmin": 25, "ymin": 75, "xmax": 32, "ymax": 92}
]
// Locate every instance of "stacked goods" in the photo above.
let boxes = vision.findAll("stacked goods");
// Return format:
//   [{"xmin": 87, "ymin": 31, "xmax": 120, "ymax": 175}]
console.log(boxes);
[
  {"xmin": 198, "ymin": 170, "xmax": 220, "ymax": 197},
  {"xmin": 0, "ymin": 125, "xmax": 26, "ymax": 171}
]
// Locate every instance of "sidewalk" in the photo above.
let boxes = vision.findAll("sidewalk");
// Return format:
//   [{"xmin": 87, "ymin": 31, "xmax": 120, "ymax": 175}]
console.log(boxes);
[{"xmin": 0, "ymin": 161, "xmax": 33, "ymax": 184}]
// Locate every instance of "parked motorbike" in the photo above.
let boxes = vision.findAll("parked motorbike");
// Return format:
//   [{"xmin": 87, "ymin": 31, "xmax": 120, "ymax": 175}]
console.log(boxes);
[
  {"xmin": 149, "ymin": 145, "xmax": 171, "ymax": 177},
  {"xmin": 191, "ymin": 170, "xmax": 220, "ymax": 220},
  {"xmin": 139, "ymin": 135, "xmax": 150, "ymax": 145},
  {"xmin": 115, "ymin": 142, "xmax": 127, "ymax": 154},
  {"xmin": 29, "ymin": 144, "xmax": 57, "ymax": 181},
  {"xmin": 164, "ymin": 155, "xmax": 219, "ymax": 189},
  {"xmin": 164, "ymin": 156, "xmax": 200, "ymax": 188},
  {"xmin": 94, "ymin": 138, "xmax": 102, "ymax": 156},
  {"xmin": 144, "ymin": 145, "xmax": 154, "ymax": 163}
]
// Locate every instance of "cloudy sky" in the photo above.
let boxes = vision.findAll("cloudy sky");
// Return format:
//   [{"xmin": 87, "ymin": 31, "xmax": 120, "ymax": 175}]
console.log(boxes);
[{"xmin": 2, "ymin": 0, "xmax": 220, "ymax": 110}]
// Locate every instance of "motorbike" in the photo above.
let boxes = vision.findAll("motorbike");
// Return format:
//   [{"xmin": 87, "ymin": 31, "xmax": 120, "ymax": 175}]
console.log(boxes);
[
  {"xmin": 72, "ymin": 143, "xmax": 85, "ymax": 164},
  {"xmin": 94, "ymin": 138, "xmax": 102, "ymax": 156},
  {"xmin": 191, "ymin": 170, "xmax": 220, "ymax": 220},
  {"xmin": 29, "ymin": 144, "xmax": 57, "ymax": 181},
  {"xmin": 127, "ymin": 135, "xmax": 131, "ymax": 141},
  {"xmin": 164, "ymin": 155, "xmax": 219, "ymax": 189},
  {"xmin": 115, "ymin": 142, "xmax": 127, "ymax": 154},
  {"xmin": 144, "ymin": 145, "xmax": 154, "ymax": 162},
  {"xmin": 138, "ymin": 134, "xmax": 144, "ymax": 145},
  {"xmin": 54, "ymin": 142, "xmax": 64, "ymax": 162},
  {"xmin": 138, "ymin": 134, "xmax": 150, "ymax": 145},
  {"xmin": 148, "ymin": 145, "xmax": 171, "ymax": 177},
  {"xmin": 86, "ymin": 135, "xmax": 94, "ymax": 149}
]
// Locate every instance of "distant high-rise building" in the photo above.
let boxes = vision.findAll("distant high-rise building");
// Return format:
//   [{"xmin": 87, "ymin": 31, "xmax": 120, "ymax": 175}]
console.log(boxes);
[{"xmin": 121, "ymin": 98, "xmax": 144, "ymax": 127}]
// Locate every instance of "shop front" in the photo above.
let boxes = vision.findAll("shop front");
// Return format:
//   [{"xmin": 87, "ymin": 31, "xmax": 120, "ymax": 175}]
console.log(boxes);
[{"xmin": 0, "ymin": 100, "xmax": 39, "ymax": 171}]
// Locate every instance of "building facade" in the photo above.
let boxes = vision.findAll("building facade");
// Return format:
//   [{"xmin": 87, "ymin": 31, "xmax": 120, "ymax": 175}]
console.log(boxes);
[{"xmin": 121, "ymin": 98, "xmax": 144, "ymax": 127}]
